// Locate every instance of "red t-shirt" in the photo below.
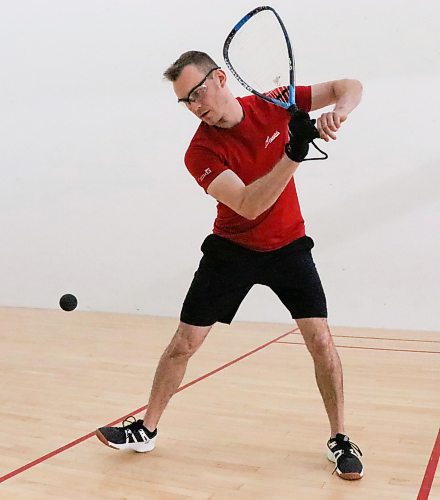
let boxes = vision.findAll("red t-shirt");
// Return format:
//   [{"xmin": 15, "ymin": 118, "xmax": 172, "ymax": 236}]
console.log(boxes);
[{"xmin": 184, "ymin": 86, "xmax": 312, "ymax": 251}]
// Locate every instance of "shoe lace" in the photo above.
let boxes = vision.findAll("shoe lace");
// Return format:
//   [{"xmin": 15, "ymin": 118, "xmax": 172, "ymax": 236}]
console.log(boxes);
[
  {"xmin": 331, "ymin": 439, "xmax": 363, "ymax": 475},
  {"xmin": 121, "ymin": 416, "xmax": 138, "ymax": 429}
]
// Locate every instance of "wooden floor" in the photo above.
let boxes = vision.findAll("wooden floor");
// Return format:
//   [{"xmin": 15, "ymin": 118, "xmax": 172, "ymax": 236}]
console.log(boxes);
[{"xmin": 0, "ymin": 307, "xmax": 438, "ymax": 499}]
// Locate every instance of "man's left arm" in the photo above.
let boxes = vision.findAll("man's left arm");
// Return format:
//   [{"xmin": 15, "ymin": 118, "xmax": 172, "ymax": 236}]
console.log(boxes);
[{"xmin": 310, "ymin": 79, "xmax": 363, "ymax": 142}]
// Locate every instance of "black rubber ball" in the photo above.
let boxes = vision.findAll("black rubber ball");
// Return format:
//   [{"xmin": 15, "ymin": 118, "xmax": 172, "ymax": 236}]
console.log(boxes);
[{"xmin": 59, "ymin": 294, "xmax": 78, "ymax": 312}]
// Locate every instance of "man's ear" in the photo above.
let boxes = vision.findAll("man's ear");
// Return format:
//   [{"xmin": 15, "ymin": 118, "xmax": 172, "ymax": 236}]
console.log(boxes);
[{"xmin": 216, "ymin": 69, "xmax": 227, "ymax": 88}]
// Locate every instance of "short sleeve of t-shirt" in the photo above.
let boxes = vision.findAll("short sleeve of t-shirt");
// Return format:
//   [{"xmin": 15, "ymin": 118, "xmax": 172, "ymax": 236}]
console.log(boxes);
[
  {"xmin": 184, "ymin": 145, "xmax": 228, "ymax": 193},
  {"xmin": 263, "ymin": 85, "xmax": 312, "ymax": 114},
  {"xmin": 295, "ymin": 85, "xmax": 312, "ymax": 112}
]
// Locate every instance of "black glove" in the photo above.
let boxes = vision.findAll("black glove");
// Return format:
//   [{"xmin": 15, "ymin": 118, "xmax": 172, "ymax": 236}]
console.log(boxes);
[{"xmin": 285, "ymin": 109, "xmax": 320, "ymax": 162}]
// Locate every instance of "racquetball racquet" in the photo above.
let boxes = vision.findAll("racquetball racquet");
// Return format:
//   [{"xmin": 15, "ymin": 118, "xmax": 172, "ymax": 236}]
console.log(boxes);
[{"xmin": 223, "ymin": 6, "xmax": 327, "ymax": 160}]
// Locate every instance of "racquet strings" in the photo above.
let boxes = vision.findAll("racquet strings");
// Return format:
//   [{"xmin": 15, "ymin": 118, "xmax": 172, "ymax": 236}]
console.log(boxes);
[{"xmin": 227, "ymin": 10, "xmax": 293, "ymax": 103}]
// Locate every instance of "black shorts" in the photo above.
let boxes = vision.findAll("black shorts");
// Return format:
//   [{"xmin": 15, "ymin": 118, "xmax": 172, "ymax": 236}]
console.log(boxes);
[{"xmin": 180, "ymin": 234, "xmax": 327, "ymax": 327}]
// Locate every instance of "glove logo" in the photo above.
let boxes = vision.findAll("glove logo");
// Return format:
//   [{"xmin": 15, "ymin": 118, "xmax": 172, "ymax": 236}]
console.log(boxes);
[{"xmin": 265, "ymin": 130, "xmax": 280, "ymax": 149}]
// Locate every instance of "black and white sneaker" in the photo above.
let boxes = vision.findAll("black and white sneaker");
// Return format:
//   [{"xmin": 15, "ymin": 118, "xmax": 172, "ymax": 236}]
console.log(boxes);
[
  {"xmin": 327, "ymin": 433, "xmax": 364, "ymax": 480},
  {"xmin": 96, "ymin": 416, "xmax": 157, "ymax": 453}
]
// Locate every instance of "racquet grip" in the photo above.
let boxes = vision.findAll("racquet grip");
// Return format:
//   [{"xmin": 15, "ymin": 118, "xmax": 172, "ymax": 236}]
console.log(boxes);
[{"xmin": 287, "ymin": 104, "xmax": 298, "ymax": 115}]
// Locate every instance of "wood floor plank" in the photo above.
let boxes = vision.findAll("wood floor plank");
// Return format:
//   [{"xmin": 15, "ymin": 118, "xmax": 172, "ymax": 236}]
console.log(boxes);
[{"xmin": 0, "ymin": 307, "xmax": 438, "ymax": 498}]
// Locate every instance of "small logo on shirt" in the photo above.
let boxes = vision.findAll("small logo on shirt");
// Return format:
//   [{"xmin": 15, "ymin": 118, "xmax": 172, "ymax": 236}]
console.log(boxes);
[
  {"xmin": 265, "ymin": 130, "xmax": 280, "ymax": 149},
  {"xmin": 198, "ymin": 168, "xmax": 212, "ymax": 183}
]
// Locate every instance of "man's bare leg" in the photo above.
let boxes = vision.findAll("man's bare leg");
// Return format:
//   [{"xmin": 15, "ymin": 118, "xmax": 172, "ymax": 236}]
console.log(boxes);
[
  {"xmin": 142, "ymin": 321, "xmax": 212, "ymax": 431},
  {"xmin": 296, "ymin": 317, "xmax": 344, "ymax": 438}
]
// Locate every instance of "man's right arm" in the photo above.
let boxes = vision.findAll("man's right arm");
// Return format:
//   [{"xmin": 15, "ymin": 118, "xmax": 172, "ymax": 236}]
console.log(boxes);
[
  {"xmin": 206, "ymin": 110, "xmax": 319, "ymax": 220},
  {"xmin": 207, "ymin": 154, "xmax": 299, "ymax": 220}
]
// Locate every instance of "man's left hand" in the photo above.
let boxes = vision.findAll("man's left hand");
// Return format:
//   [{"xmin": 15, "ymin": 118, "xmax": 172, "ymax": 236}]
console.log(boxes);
[{"xmin": 316, "ymin": 111, "xmax": 347, "ymax": 142}]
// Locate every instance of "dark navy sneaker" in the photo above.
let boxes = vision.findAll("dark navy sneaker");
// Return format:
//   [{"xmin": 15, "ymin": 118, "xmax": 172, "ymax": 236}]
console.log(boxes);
[
  {"xmin": 327, "ymin": 433, "xmax": 364, "ymax": 480},
  {"xmin": 96, "ymin": 416, "xmax": 157, "ymax": 452}
]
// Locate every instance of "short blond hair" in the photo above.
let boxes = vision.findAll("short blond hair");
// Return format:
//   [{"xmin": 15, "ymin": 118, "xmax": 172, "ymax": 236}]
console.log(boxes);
[{"xmin": 163, "ymin": 51, "xmax": 219, "ymax": 81}]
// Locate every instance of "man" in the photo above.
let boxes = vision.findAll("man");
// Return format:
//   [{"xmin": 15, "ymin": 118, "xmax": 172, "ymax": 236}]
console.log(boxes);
[{"xmin": 96, "ymin": 51, "xmax": 364, "ymax": 480}]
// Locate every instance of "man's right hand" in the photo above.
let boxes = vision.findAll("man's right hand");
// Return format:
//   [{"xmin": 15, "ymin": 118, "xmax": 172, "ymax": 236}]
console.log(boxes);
[{"xmin": 285, "ymin": 110, "xmax": 320, "ymax": 162}]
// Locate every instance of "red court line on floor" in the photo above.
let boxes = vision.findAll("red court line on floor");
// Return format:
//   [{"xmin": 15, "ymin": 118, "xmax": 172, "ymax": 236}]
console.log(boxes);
[
  {"xmin": 287, "ymin": 331, "xmax": 440, "ymax": 344},
  {"xmin": 0, "ymin": 328, "xmax": 297, "ymax": 484},
  {"xmin": 418, "ymin": 428, "xmax": 440, "ymax": 500},
  {"xmin": 276, "ymin": 341, "xmax": 440, "ymax": 354},
  {"xmin": 280, "ymin": 337, "xmax": 440, "ymax": 496}
]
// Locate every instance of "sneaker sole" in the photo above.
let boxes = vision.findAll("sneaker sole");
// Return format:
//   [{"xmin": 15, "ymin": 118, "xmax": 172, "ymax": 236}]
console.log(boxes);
[
  {"xmin": 326, "ymin": 449, "xmax": 363, "ymax": 480},
  {"xmin": 95, "ymin": 430, "xmax": 156, "ymax": 453}
]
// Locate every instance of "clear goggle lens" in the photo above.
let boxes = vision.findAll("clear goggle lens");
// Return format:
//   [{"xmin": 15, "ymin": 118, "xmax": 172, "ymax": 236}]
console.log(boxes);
[{"xmin": 179, "ymin": 84, "xmax": 208, "ymax": 107}]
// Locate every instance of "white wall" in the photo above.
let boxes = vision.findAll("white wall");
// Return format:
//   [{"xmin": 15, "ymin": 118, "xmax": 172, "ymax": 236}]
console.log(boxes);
[{"xmin": 1, "ymin": 0, "xmax": 439, "ymax": 331}]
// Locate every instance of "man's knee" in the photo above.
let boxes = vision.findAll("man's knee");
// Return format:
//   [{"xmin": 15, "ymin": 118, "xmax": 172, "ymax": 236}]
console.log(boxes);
[
  {"xmin": 297, "ymin": 318, "xmax": 333, "ymax": 358},
  {"xmin": 309, "ymin": 332, "xmax": 333, "ymax": 358},
  {"xmin": 167, "ymin": 322, "xmax": 212, "ymax": 359}
]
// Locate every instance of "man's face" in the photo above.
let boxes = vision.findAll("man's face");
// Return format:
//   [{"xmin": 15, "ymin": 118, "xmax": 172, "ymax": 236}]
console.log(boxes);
[{"xmin": 173, "ymin": 65, "xmax": 225, "ymax": 126}]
